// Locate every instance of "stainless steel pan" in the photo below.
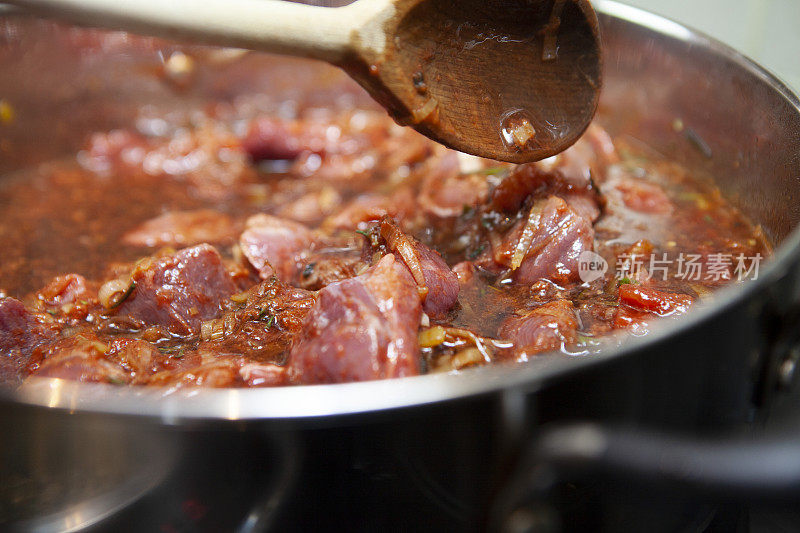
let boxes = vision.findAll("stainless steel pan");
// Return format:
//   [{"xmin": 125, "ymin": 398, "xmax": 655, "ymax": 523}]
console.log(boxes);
[{"xmin": 1, "ymin": 2, "xmax": 800, "ymax": 531}]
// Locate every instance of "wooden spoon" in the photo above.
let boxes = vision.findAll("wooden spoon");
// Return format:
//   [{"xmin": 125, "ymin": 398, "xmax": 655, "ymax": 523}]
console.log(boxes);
[{"xmin": 9, "ymin": 0, "xmax": 602, "ymax": 163}]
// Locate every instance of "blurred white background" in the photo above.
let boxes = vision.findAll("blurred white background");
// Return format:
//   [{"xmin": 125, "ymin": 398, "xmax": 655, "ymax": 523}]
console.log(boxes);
[{"xmin": 621, "ymin": 0, "xmax": 800, "ymax": 92}]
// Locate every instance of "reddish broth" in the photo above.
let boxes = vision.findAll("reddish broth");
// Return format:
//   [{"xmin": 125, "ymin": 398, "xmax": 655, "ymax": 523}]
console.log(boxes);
[{"xmin": 0, "ymin": 92, "xmax": 770, "ymax": 387}]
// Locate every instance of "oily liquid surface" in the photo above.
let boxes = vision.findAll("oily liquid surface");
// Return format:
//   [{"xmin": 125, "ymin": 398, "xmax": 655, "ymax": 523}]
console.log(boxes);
[{"xmin": 0, "ymin": 99, "xmax": 771, "ymax": 386}]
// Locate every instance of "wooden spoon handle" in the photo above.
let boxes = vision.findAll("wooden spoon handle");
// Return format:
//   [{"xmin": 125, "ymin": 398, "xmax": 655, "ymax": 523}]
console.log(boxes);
[{"xmin": 7, "ymin": 0, "xmax": 373, "ymax": 63}]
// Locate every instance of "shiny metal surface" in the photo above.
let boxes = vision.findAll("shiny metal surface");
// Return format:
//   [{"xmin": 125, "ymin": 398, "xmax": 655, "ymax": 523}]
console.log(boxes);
[
  {"xmin": 0, "ymin": 0, "xmax": 799, "ymax": 421},
  {"xmin": 1, "ymin": 3, "xmax": 800, "ymax": 530},
  {"xmin": 0, "ymin": 405, "xmax": 177, "ymax": 532}
]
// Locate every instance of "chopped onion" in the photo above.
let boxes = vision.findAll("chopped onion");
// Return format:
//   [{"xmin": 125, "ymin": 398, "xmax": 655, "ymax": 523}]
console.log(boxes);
[
  {"xmin": 510, "ymin": 203, "xmax": 544, "ymax": 270},
  {"xmin": 98, "ymin": 279, "xmax": 135, "ymax": 309},
  {"xmin": 541, "ymin": 0, "xmax": 565, "ymax": 61},
  {"xmin": 418, "ymin": 326, "xmax": 446, "ymax": 348},
  {"xmin": 420, "ymin": 312, "xmax": 430, "ymax": 328},
  {"xmin": 380, "ymin": 219, "xmax": 428, "ymax": 297},
  {"xmin": 433, "ymin": 347, "xmax": 485, "ymax": 373},
  {"xmin": 443, "ymin": 327, "xmax": 494, "ymax": 361},
  {"xmin": 200, "ymin": 318, "xmax": 225, "ymax": 341},
  {"xmin": 451, "ymin": 348, "xmax": 484, "ymax": 369},
  {"xmin": 510, "ymin": 119, "xmax": 536, "ymax": 147},
  {"xmin": 230, "ymin": 291, "xmax": 249, "ymax": 304},
  {"xmin": 411, "ymin": 97, "xmax": 438, "ymax": 124}
]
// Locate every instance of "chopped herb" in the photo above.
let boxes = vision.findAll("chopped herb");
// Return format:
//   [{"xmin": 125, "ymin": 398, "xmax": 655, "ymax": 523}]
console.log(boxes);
[
  {"xmin": 45, "ymin": 308, "xmax": 58, "ymax": 316},
  {"xmin": 685, "ymin": 128, "xmax": 712, "ymax": 158},
  {"xmin": 467, "ymin": 243, "xmax": 486, "ymax": 259},
  {"xmin": 108, "ymin": 377, "xmax": 126, "ymax": 385},
  {"xmin": 265, "ymin": 315, "xmax": 276, "ymax": 329},
  {"xmin": 256, "ymin": 307, "xmax": 270, "ymax": 320},
  {"xmin": 576, "ymin": 333, "xmax": 601, "ymax": 346},
  {"xmin": 461, "ymin": 205, "xmax": 475, "ymax": 217},
  {"xmin": 355, "ymin": 229, "xmax": 370, "ymax": 237},
  {"xmin": 158, "ymin": 345, "xmax": 180, "ymax": 354},
  {"xmin": 79, "ymin": 300, "xmax": 89, "ymax": 306},
  {"xmin": 302, "ymin": 262, "xmax": 316, "ymax": 279},
  {"xmin": 473, "ymin": 166, "xmax": 508, "ymax": 176},
  {"xmin": 704, "ymin": 214, "xmax": 714, "ymax": 223},
  {"xmin": 618, "ymin": 277, "xmax": 633, "ymax": 285},
  {"xmin": 172, "ymin": 349, "xmax": 184, "ymax": 359}
]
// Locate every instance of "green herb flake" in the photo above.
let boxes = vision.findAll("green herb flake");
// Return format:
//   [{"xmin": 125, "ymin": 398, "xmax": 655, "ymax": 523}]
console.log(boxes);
[
  {"xmin": 355, "ymin": 229, "xmax": 370, "ymax": 237},
  {"xmin": 256, "ymin": 307, "xmax": 269, "ymax": 320},
  {"xmin": 685, "ymin": 128, "xmax": 712, "ymax": 158},
  {"xmin": 576, "ymin": 333, "xmax": 601, "ymax": 346},
  {"xmin": 108, "ymin": 377, "xmax": 126, "ymax": 385},
  {"xmin": 265, "ymin": 315, "xmax": 276, "ymax": 329},
  {"xmin": 467, "ymin": 243, "xmax": 486, "ymax": 260},
  {"xmin": 474, "ymin": 166, "xmax": 508, "ymax": 176},
  {"xmin": 172, "ymin": 349, "xmax": 184, "ymax": 359},
  {"xmin": 618, "ymin": 277, "xmax": 633, "ymax": 285}
]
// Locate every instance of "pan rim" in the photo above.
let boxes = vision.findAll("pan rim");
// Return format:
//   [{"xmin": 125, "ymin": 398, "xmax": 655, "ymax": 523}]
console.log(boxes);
[{"xmin": 4, "ymin": 0, "xmax": 800, "ymax": 422}]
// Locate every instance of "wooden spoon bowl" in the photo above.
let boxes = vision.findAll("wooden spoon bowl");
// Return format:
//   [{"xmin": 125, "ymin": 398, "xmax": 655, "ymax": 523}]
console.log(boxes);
[{"xmin": 346, "ymin": 0, "xmax": 602, "ymax": 162}]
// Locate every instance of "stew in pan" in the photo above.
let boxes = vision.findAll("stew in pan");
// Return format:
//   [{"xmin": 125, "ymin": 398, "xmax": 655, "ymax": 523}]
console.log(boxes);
[{"xmin": 0, "ymin": 58, "xmax": 770, "ymax": 387}]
